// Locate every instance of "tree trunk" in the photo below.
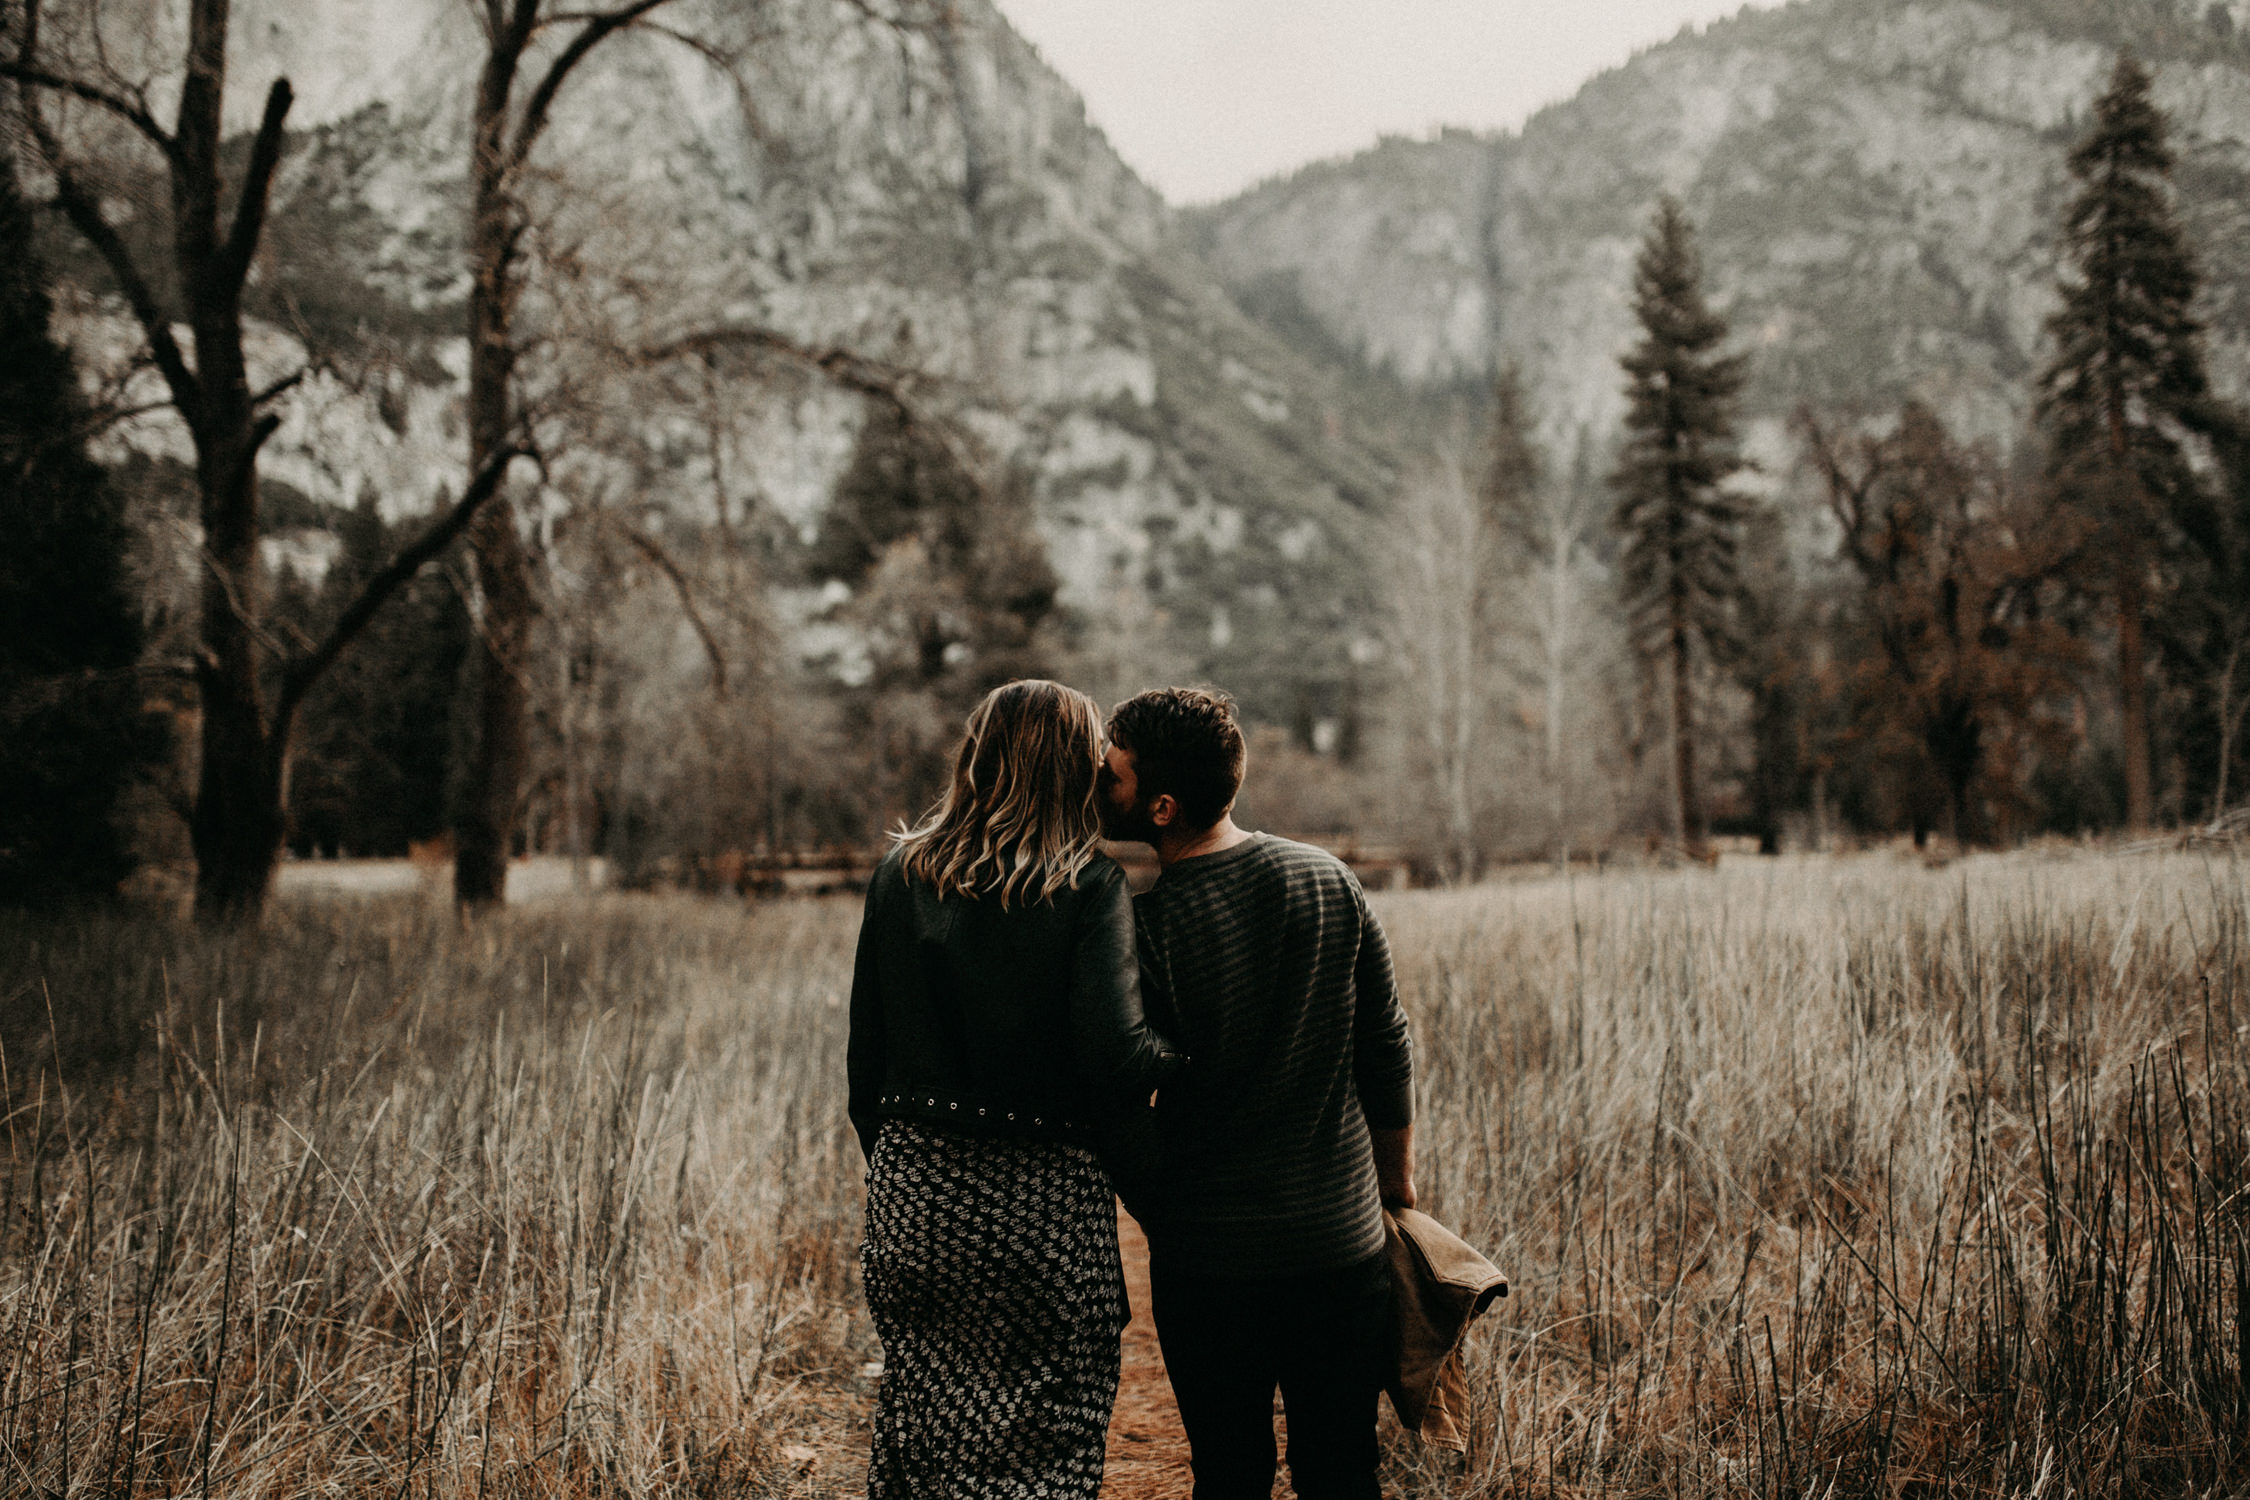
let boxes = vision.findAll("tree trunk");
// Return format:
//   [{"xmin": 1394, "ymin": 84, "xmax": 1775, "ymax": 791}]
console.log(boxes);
[
  {"xmin": 179, "ymin": 0, "xmax": 289, "ymax": 920},
  {"xmin": 1925, "ymin": 694, "xmax": 1982, "ymax": 850},
  {"xmin": 1448, "ymin": 589, "xmax": 1476, "ymax": 883},
  {"xmin": 185, "ymin": 415, "xmax": 296, "ymax": 919},
  {"xmin": 1544, "ymin": 518, "xmax": 1570, "ymax": 864},
  {"xmin": 1753, "ymin": 713, "xmax": 1781, "ymax": 855},
  {"xmin": 190, "ymin": 429, "xmax": 286, "ymax": 921},
  {"xmin": 1941, "ymin": 751, "xmax": 1973, "ymax": 851},
  {"xmin": 454, "ymin": 38, "xmax": 534, "ymax": 910},
  {"xmin": 1669, "ymin": 587, "xmax": 1705, "ymax": 857},
  {"xmin": 2117, "ymin": 549, "xmax": 2152, "ymax": 832},
  {"xmin": 2214, "ymin": 639, "xmax": 2243, "ymax": 820},
  {"xmin": 457, "ymin": 505, "xmax": 533, "ymax": 907}
]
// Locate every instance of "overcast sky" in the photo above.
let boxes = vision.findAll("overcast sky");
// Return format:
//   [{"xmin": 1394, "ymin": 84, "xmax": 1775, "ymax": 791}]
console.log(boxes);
[{"xmin": 992, "ymin": 1, "xmax": 1785, "ymax": 204}]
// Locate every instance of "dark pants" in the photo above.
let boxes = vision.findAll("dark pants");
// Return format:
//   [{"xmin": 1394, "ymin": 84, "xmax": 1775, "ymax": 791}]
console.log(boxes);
[{"xmin": 1149, "ymin": 1249, "xmax": 1392, "ymax": 1500}]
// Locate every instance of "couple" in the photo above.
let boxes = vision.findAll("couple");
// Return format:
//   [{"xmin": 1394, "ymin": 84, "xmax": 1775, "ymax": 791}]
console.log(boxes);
[{"xmin": 847, "ymin": 680, "xmax": 1416, "ymax": 1499}]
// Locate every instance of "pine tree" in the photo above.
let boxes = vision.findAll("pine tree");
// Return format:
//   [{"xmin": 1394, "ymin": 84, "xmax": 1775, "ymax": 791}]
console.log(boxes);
[
  {"xmin": 813, "ymin": 403, "xmax": 1059, "ymax": 831},
  {"xmin": 2170, "ymin": 402, "xmax": 2250, "ymax": 819},
  {"xmin": 283, "ymin": 491, "xmax": 473, "ymax": 856},
  {"xmin": 2039, "ymin": 52, "xmax": 2209, "ymax": 831},
  {"xmin": 1733, "ymin": 501, "xmax": 1809, "ymax": 856},
  {"xmin": 1611, "ymin": 196, "xmax": 1750, "ymax": 857},
  {"xmin": 0, "ymin": 151, "xmax": 166, "ymax": 905},
  {"xmin": 1480, "ymin": 365, "xmax": 1545, "ymax": 558}
]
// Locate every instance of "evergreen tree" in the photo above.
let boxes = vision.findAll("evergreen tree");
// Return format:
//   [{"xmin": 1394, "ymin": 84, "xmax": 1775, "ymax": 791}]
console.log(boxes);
[
  {"xmin": 0, "ymin": 149, "xmax": 166, "ymax": 905},
  {"xmin": 811, "ymin": 403, "xmax": 1059, "ymax": 830},
  {"xmin": 2038, "ymin": 52, "xmax": 2209, "ymax": 831},
  {"xmin": 1611, "ymin": 196, "xmax": 1750, "ymax": 857},
  {"xmin": 1732, "ymin": 502, "xmax": 1811, "ymax": 856},
  {"xmin": 1480, "ymin": 364, "xmax": 1545, "ymax": 559},
  {"xmin": 2169, "ymin": 402, "xmax": 2250, "ymax": 819},
  {"xmin": 282, "ymin": 491, "xmax": 473, "ymax": 856}
]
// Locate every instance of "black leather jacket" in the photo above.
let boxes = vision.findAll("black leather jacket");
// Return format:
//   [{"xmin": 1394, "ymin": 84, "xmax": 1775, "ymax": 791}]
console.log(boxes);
[{"xmin": 847, "ymin": 847, "xmax": 1183, "ymax": 1160}]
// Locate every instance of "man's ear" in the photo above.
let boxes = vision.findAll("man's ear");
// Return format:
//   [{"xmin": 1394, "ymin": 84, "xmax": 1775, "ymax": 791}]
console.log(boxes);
[{"xmin": 1149, "ymin": 793, "xmax": 1180, "ymax": 830}]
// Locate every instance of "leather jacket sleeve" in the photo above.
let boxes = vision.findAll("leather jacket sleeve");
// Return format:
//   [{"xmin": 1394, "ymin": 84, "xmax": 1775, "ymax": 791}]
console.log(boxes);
[
  {"xmin": 1070, "ymin": 864, "xmax": 1185, "ymax": 1098},
  {"xmin": 846, "ymin": 860, "xmax": 893, "ymax": 1162}
]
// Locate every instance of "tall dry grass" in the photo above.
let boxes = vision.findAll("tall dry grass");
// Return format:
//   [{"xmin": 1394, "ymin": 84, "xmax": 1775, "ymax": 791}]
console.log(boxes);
[
  {"xmin": 6, "ymin": 848, "xmax": 2248, "ymax": 1497},
  {"xmin": 1388, "ymin": 848, "xmax": 2250, "ymax": 1497},
  {"xmin": 1, "ymin": 897, "xmax": 868, "ymax": 1497}
]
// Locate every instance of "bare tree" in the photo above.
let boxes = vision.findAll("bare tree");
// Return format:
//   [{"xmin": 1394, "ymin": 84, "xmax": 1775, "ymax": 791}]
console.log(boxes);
[
  {"xmin": 4, "ymin": 0, "xmax": 524, "ymax": 919},
  {"xmin": 1801, "ymin": 403, "xmax": 2081, "ymax": 845},
  {"xmin": 448, "ymin": 0, "xmax": 996, "ymax": 903},
  {"xmin": 1388, "ymin": 454, "xmax": 1491, "ymax": 882},
  {"xmin": 1483, "ymin": 372, "xmax": 1604, "ymax": 863},
  {"xmin": 449, "ymin": 0, "xmax": 705, "ymax": 906}
]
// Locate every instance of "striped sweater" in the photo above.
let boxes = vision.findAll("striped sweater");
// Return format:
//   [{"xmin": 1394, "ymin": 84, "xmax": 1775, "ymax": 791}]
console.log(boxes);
[{"xmin": 1132, "ymin": 833, "xmax": 1414, "ymax": 1276}]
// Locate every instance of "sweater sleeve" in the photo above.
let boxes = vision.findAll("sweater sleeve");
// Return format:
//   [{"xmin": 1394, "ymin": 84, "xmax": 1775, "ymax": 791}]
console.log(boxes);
[
  {"xmin": 1070, "ymin": 862, "xmax": 1185, "ymax": 1097},
  {"xmin": 1350, "ymin": 882, "xmax": 1415, "ymax": 1130},
  {"xmin": 846, "ymin": 861, "xmax": 892, "ymax": 1163}
]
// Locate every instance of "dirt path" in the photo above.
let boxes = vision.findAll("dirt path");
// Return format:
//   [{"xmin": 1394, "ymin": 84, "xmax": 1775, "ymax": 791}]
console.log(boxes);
[{"xmin": 1103, "ymin": 1208, "xmax": 1192, "ymax": 1498}]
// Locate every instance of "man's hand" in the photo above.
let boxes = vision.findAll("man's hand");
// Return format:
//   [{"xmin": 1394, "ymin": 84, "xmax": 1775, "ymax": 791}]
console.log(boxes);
[{"xmin": 1371, "ymin": 1125, "xmax": 1416, "ymax": 1212}]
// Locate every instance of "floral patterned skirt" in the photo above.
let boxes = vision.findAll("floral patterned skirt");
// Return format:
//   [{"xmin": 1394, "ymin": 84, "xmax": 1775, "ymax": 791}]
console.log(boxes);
[{"xmin": 860, "ymin": 1119, "xmax": 1129, "ymax": 1499}]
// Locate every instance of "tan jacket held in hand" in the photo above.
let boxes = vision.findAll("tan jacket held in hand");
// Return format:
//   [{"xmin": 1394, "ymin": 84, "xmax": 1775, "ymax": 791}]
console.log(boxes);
[{"xmin": 1383, "ymin": 1208, "xmax": 1509, "ymax": 1452}]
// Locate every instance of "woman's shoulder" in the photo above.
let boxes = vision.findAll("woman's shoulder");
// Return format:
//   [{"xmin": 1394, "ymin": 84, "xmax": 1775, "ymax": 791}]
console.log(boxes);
[
  {"xmin": 1066, "ymin": 850, "xmax": 1132, "ymax": 907},
  {"xmin": 1072, "ymin": 848, "xmax": 1126, "ymax": 887},
  {"xmin": 864, "ymin": 843, "xmax": 911, "ymax": 902},
  {"xmin": 878, "ymin": 845, "xmax": 1122, "ymax": 912}
]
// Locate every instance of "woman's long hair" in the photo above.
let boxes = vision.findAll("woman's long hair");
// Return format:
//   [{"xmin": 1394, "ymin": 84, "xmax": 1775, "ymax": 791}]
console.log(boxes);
[{"xmin": 894, "ymin": 680, "xmax": 1106, "ymax": 906}]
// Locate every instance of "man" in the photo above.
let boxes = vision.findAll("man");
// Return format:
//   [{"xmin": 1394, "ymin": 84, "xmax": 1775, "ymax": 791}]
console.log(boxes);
[{"xmin": 1099, "ymin": 686, "xmax": 1415, "ymax": 1500}]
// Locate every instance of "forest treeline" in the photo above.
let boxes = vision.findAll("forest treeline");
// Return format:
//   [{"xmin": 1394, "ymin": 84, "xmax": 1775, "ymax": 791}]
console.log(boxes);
[
  {"xmin": 2, "ymin": 12, "xmax": 2246, "ymax": 912},
  {"xmin": 1389, "ymin": 53, "xmax": 2250, "ymax": 873}
]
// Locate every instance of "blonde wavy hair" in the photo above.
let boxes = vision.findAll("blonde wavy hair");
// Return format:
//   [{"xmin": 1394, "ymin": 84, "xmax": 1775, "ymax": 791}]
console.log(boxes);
[{"xmin": 894, "ymin": 679, "xmax": 1107, "ymax": 907}]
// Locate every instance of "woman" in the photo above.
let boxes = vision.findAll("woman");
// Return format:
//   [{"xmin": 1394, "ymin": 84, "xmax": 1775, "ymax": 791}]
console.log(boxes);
[{"xmin": 848, "ymin": 679, "xmax": 1182, "ymax": 1498}]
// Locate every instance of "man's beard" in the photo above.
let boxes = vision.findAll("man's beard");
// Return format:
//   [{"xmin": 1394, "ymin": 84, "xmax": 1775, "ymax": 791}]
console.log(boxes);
[{"xmin": 1100, "ymin": 794, "xmax": 1161, "ymax": 845}]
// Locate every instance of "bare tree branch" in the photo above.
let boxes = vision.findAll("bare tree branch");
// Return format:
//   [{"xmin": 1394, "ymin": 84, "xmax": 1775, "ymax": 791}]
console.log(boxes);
[
  {"xmin": 213, "ymin": 77, "xmax": 293, "ymax": 298},
  {"xmin": 644, "ymin": 323, "xmax": 990, "ymax": 494},
  {"xmin": 641, "ymin": 325, "xmax": 930, "ymax": 406},
  {"xmin": 274, "ymin": 441, "xmax": 531, "ymax": 733},
  {"xmin": 252, "ymin": 368, "xmax": 306, "ymax": 408},
  {"xmin": 833, "ymin": 0, "xmax": 950, "ymax": 34},
  {"xmin": 19, "ymin": 106, "xmax": 201, "ymax": 413},
  {"xmin": 64, "ymin": 397, "xmax": 172, "ymax": 445},
  {"xmin": 507, "ymin": 0, "xmax": 677, "ymax": 176},
  {"xmin": 192, "ymin": 543, "xmax": 291, "ymax": 672},
  {"xmin": 610, "ymin": 517, "xmax": 727, "ymax": 694},
  {"xmin": 0, "ymin": 63, "xmax": 181, "ymax": 163},
  {"xmin": 632, "ymin": 20, "xmax": 738, "ymax": 74}
]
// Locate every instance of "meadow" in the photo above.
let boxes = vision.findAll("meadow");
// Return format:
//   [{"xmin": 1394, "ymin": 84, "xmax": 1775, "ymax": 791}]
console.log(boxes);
[{"xmin": 4, "ymin": 845, "xmax": 2247, "ymax": 1497}]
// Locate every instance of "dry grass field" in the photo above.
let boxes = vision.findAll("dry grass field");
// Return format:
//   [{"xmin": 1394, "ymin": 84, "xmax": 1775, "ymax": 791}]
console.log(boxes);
[{"xmin": 4, "ymin": 845, "xmax": 2248, "ymax": 1497}]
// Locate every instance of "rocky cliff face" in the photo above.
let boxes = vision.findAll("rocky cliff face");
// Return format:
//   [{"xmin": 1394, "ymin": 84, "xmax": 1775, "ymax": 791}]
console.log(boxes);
[
  {"xmin": 1187, "ymin": 0, "xmax": 2250, "ymax": 460},
  {"xmin": 62, "ymin": 0, "xmax": 1401, "ymax": 725}
]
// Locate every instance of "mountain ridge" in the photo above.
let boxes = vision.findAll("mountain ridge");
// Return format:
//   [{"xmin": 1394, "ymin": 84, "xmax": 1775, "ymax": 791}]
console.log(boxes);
[{"xmin": 1187, "ymin": 0, "xmax": 2250, "ymax": 461}]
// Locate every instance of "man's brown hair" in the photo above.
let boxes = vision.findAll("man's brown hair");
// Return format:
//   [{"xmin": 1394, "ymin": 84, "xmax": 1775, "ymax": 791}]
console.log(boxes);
[{"xmin": 1106, "ymin": 687, "xmax": 1246, "ymax": 831}]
